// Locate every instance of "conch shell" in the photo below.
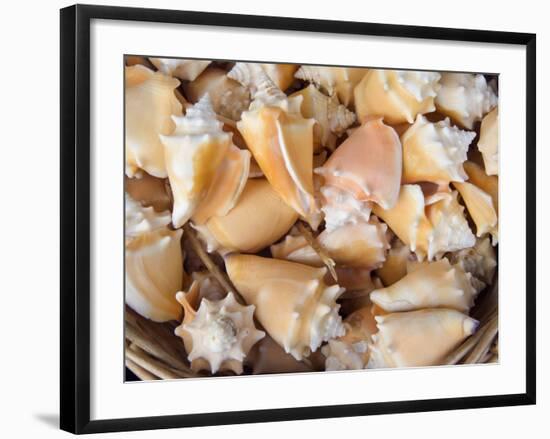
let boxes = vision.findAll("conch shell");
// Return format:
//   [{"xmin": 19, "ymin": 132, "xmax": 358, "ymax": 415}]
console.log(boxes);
[
  {"xmin": 160, "ymin": 95, "xmax": 240, "ymax": 227},
  {"xmin": 194, "ymin": 178, "xmax": 298, "ymax": 253},
  {"xmin": 225, "ymin": 254, "xmax": 345, "ymax": 360},
  {"xmin": 368, "ymin": 308, "xmax": 479, "ymax": 368},
  {"xmin": 453, "ymin": 181, "xmax": 498, "ymax": 244},
  {"xmin": 376, "ymin": 239, "xmax": 414, "ymax": 286},
  {"xmin": 435, "ymin": 73, "xmax": 498, "ymax": 129},
  {"xmin": 125, "ymin": 174, "xmax": 172, "ymax": 213},
  {"xmin": 236, "ymin": 69, "xmax": 320, "ymax": 228},
  {"xmin": 246, "ymin": 335, "xmax": 313, "ymax": 374},
  {"xmin": 448, "ymin": 237, "xmax": 497, "ymax": 293},
  {"xmin": 175, "ymin": 287, "xmax": 265, "ymax": 374},
  {"xmin": 149, "ymin": 58, "xmax": 211, "ymax": 81},
  {"xmin": 228, "ymin": 62, "xmax": 298, "ymax": 92},
  {"xmin": 373, "ymin": 185, "xmax": 475, "ymax": 260},
  {"xmin": 463, "ymin": 161, "xmax": 498, "ymax": 212},
  {"xmin": 294, "ymin": 65, "xmax": 366, "ymax": 107},
  {"xmin": 322, "ymin": 306, "xmax": 378, "ymax": 370},
  {"xmin": 477, "ymin": 108, "xmax": 499, "ymax": 175},
  {"xmin": 319, "ymin": 186, "xmax": 372, "ymax": 232},
  {"xmin": 125, "ymin": 194, "xmax": 183, "ymax": 322},
  {"xmin": 183, "ymin": 67, "xmax": 251, "ymax": 121},
  {"xmin": 316, "ymin": 118, "xmax": 402, "ymax": 211},
  {"xmin": 291, "ymin": 84, "xmax": 356, "ymax": 151},
  {"xmin": 354, "ymin": 69, "xmax": 441, "ymax": 125},
  {"xmin": 125, "ymin": 65, "xmax": 182, "ymax": 178},
  {"xmin": 370, "ymin": 258, "xmax": 477, "ymax": 313},
  {"xmin": 401, "ymin": 116, "xmax": 476, "ymax": 184}
]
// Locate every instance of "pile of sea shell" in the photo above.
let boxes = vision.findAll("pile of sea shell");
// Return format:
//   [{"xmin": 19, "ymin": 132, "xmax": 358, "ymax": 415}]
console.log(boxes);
[{"xmin": 124, "ymin": 56, "xmax": 499, "ymax": 379}]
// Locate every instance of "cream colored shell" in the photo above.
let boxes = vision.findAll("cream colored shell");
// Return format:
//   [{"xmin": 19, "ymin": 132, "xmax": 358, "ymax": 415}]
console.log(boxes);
[
  {"xmin": 125, "ymin": 65, "xmax": 182, "ymax": 178},
  {"xmin": 435, "ymin": 73, "xmax": 497, "ymax": 129},
  {"xmin": 354, "ymin": 69, "xmax": 441, "ymax": 124},
  {"xmin": 228, "ymin": 62, "xmax": 298, "ymax": 93},
  {"xmin": 376, "ymin": 239, "xmax": 413, "ymax": 287},
  {"xmin": 368, "ymin": 309, "xmax": 478, "ymax": 368},
  {"xmin": 401, "ymin": 116, "xmax": 476, "ymax": 185},
  {"xmin": 319, "ymin": 186, "xmax": 373, "ymax": 232},
  {"xmin": 477, "ymin": 108, "xmax": 499, "ymax": 175},
  {"xmin": 370, "ymin": 258, "xmax": 476, "ymax": 313},
  {"xmin": 225, "ymin": 254, "xmax": 345, "ymax": 360},
  {"xmin": 175, "ymin": 290, "xmax": 265, "ymax": 374},
  {"xmin": 149, "ymin": 58, "xmax": 211, "ymax": 81}
]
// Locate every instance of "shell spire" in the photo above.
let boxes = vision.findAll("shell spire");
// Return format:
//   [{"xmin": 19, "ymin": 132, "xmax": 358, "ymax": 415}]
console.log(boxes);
[{"xmin": 225, "ymin": 254, "xmax": 345, "ymax": 360}]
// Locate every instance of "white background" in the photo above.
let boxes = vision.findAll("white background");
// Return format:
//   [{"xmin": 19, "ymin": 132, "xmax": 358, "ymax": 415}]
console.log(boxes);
[{"xmin": 0, "ymin": 0, "xmax": 547, "ymax": 437}]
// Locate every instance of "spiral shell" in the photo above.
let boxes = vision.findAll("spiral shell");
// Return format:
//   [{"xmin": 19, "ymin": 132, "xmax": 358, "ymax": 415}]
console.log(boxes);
[
  {"xmin": 354, "ymin": 69, "xmax": 441, "ymax": 124},
  {"xmin": 435, "ymin": 73, "xmax": 497, "ymax": 129},
  {"xmin": 228, "ymin": 62, "xmax": 298, "ymax": 93},
  {"xmin": 225, "ymin": 254, "xmax": 345, "ymax": 360},
  {"xmin": 125, "ymin": 65, "xmax": 182, "ymax": 178},
  {"xmin": 149, "ymin": 58, "xmax": 211, "ymax": 81}
]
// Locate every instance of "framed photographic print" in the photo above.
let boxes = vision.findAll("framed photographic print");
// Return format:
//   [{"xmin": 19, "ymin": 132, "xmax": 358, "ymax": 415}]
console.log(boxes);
[{"xmin": 60, "ymin": 4, "xmax": 536, "ymax": 434}]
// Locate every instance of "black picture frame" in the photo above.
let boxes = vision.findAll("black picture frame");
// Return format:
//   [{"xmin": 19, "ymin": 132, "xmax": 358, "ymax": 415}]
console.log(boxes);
[{"xmin": 60, "ymin": 4, "xmax": 536, "ymax": 434}]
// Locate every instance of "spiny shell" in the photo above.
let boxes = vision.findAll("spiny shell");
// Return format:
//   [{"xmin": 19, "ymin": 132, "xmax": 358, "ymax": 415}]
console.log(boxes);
[
  {"xmin": 322, "ymin": 306, "xmax": 378, "ymax": 370},
  {"xmin": 453, "ymin": 181, "xmax": 498, "ymax": 244},
  {"xmin": 228, "ymin": 62, "xmax": 298, "ymax": 93},
  {"xmin": 291, "ymin": 84, "xmax": 356, "ymax": 151},
  {"xmin": 194, "ymin": 178, "xmax": 298, "ymax": 253},
  {"xmin": 376, "ymin": 239, "xmax": 414, "ymax": 286},
  {"xmin": 125, "ymin": 174, "xmax": 172, "ymax": 213},
  {"xmin": 149, "ymin": 58, "xmax": 211, "ymax": 81},
  {"xmin": 370, "ymin": 258, "xmax": 476, "ymax": 313},
  {"xmin": 246, "ymin": 335, "xmax": 313, "ymax": 374},
  {"xmin": 236, "ymin": 69, "xmax": 320, "ymax": 228},
  {"xmin": 435, "ymin": 73, "xmax": 498, "ymax": 129},
  {"xmin": 183, "ymin": 67, "xmax": 251, "ymax": 121},
  {"xmin": 368, "ymin": 308, "xmax": 478, "ymax": 368},
  {"xmin": 294, "ymin": 65, "xmax": 366, "ymax": 107},
  {"xmin": 175, "ymin": 289, "xmax": 265, "ymax": 374},
  {"xmin": 319, "ymin": 186, "xmax": 373, "ymax": 232},
  {"xmin": 477, "ymin": 107, "xmax": 499, "ymax": 175},
  {"xmin": 401, "ymin": 116, "xmax": 476, "ymax": 185},
  {"xmin": 125, "ymin": 65, "xmax": 182, "ymax": 178},
  {"xmin": 447, "ymin": 237, "xmax": 497, "ymax": 293},
  {"xmin": 316, "ymin": 118, "xmax": 402, "ymax": 210},
  {"xmin": 354, "ymin": 69, "xmax": 441, "ymax": 124},
  {"xmin": 160, "ymin": 95, "xmax": 234, "ymax": 228},
  {"xmin": 125, "ymin": 194, "xmax": 183, "ymax": 322},
  {"xmin": 225, "ymin": 254, "xmax": 345, "ymax": 360}
]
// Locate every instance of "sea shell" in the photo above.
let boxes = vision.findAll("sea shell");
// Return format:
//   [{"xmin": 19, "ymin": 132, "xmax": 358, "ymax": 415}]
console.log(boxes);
[
  {"xmin": 175, "ymin": 288, "xmax": 265, "ymax": 374},
  {"xmin": 319, "ymin": 186, "xmax": 373, "ymax": 232},
  {"xmin": 322, "ymin": 306, "xmax": 377, "ymax": 370},
  {"xmin": 246, "ymin": 335, "xmax": 313, "ymax": 374},
  {"xmin": 463, "ymin": 161, "xmax": 498, "ymax": 211},
  {"xmin": 368, "ymin": 308, "xmax": 479, "ymax": 368},
  {"xmin": 291, "ymin": 84, "xmax": 356, "ymax": 151},
  {"xmin": 160, "ymin": 95, "xmax": 234, "ymax": 228},
  {"xmin": 183, "ymin": 67, "xmax": 251, "ymax": 121},
  {"xmin": 477, "ymin": 108, "xmax": 499, "ymax": 175},
  {"xmin": 373, "ymin": 185, "xmax": 475, "ymax": 260},
  {"xmin": 225, "ymin": 254, "xmax": 345, "ymax": 360},
  {"xmin": 149, "ymin": 58, "xmax": 211, "ymax": 81},
  {"xmin": 401, "ymin": 116, "xmax": 476, "ymax": 185},
  {"xmin": 236, "ymin": 69, "xmax": 320, "ymax": 228},
  {"xmin": 125, "ymin": 174, "xmax": 172, "ymax": 213},
  {"xmin": 316, "ymin": 118, "xmax": 402, "ymax": 210},
  {"xmin": 453, "ymin": 181, "xmax": 498, "ymax": 244},
  {"xmin": 354, "ymin": 69, "xmax": 441, "ymax": 125},
  {"xmin": 194, "ymin": 178, "xmax": 298, "ymax": 253},
  {"xmin": 376, "ymin": 239, "xmax": 414, "ymax": 286},
  {"xmin": 228, "ymin": 62, "xmax": 298, "ymax": 93},
  {"xmin": 294, "ymin": 65, "xmax": 366, "ymax": 107},
  {"xmin": 435, "ymin": 73, "xmax": 498, "ymax": 129},
  {"xmin": 447, "ymin": 237, "xmax": 497, "ymax": 293},
  {"xmin": 370, "ymin": 258, "xmax": 476, "ymax": 313},
  {"xmin": 271, "ymin": 233, "xmax": 322, "ymax": 267},
  {"xmin": 125, "ymin": 65, "xmax": 182, "ymax": 178},
  {"xmin": 125, "ymin": 194, "xmax": 183, "ymax": 322}
]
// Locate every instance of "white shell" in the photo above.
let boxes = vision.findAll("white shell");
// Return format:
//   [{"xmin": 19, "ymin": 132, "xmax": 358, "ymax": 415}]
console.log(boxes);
[
  {"xmin": 175, "ymin": 292, "xmax": 265, "ymax": 374},
  {"xmin": 125, "ymin": 65, "xmax": 182, "ymax": 178},
  {"xmin": 401, "ymin": 116, "xmax": 476, "ymax": 185},
  {"xmin": 228, "ymin": 62, "xmax": 298, "ymax": 93},
  {"xmin": 125, "ymin": 193, "xmax": 171, "ymax": 238},
  {"xmin": 320, "ymin": 186, "xmax": 373, "ymax": 232},
  {"xmin": 149, "ymin": 58, "xmax": 211, "ymax": 81},
  {"xmin": 477, "ymin": 108, "xmax": 499, "ymax": 175},
  {"xmin": 435, "ymin": 73, "xmax": 498, "ymax": 129},
  {"xmin": 370, "ymin": 258, "xmax": 476, "ymax": 313}
]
